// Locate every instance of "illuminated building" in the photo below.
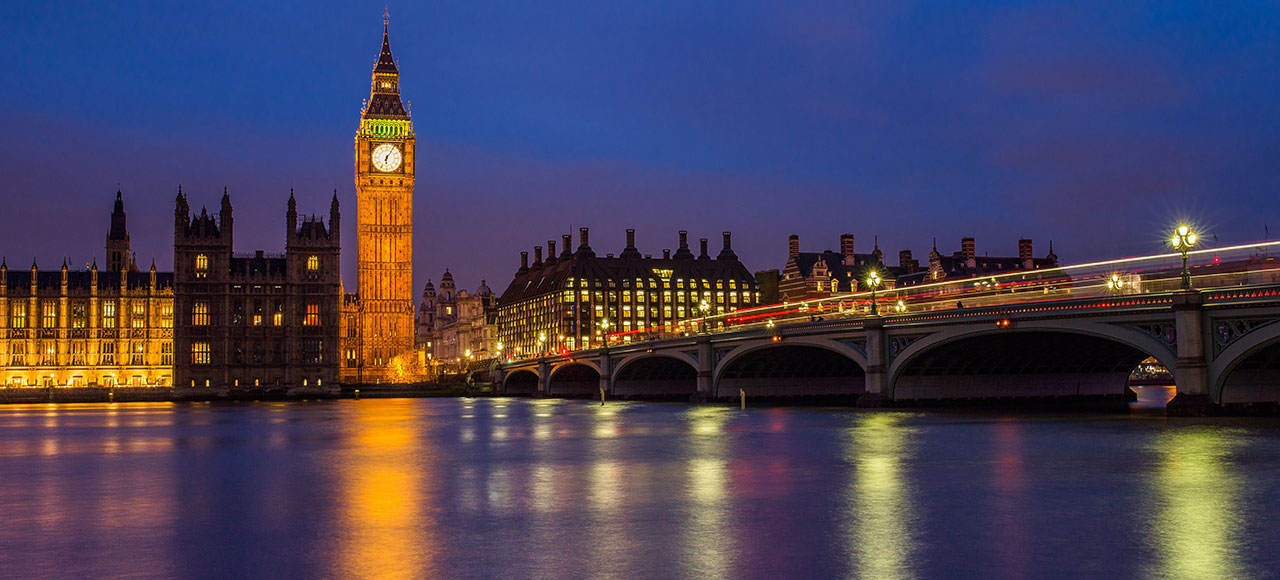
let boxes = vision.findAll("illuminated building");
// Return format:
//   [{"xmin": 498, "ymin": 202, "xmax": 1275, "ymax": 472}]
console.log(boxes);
[
  {"xmin": 0, "ymin": 191, "xmax": 175, "ymax": 387},
  {"xmin": 496, "ymin": 228, "xmax": 760, "ymax": 355},
  {"xmin": 779, "ymin": 234, "xmax": 909, "ymax": 302},
  {"xmin": 172, "ymin": 188, "xmax": 340, "ymax": 391},
  {"xmin": 341, "ymin": 15, "xmax": 418, "ymax": 384},
  {"xmin": 415, "ymin": 271, "xmax": 498, "ymax": 369}
]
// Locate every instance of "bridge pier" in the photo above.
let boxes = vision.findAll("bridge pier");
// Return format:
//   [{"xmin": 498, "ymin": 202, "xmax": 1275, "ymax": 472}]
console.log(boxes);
[
  {"xmin": 1168, "ymin": 291, "xmax": 1214, "ymax": 415},
  {"xmin": 858, "ymin": 316, "xmax": 888, "ymax": 407},
  {"xmin": 694, "ymin": 337, "xmax": 713, "ymax": 402},
  {"xmin": 536, "ymin": 360, "xmax": 550, "ymax": 397},
  {"xmin": 599, "ymin": 350, "xmax": 613, "ymax": 396}
]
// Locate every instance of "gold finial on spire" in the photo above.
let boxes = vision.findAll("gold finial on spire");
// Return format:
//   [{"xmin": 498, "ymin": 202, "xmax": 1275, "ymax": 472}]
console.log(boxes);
[{"xmin": 384, "ymin": 5, "xmax": 390, "ymax": 25}]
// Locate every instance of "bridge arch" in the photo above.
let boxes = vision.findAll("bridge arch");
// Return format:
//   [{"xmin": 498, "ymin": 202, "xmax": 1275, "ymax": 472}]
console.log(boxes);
[
  {"xmin": 1211, "ymin": 321, "xmax": 1280, "ymax": 404},
  {"xmin": 887, "ymin": 320, "xmax": 1178, "ymax": 401},
  {"xmin": 714, "ymin": 338, "xmax": 868, "ymax": 400},
  {"xmin": 547, "ymin": 362, "xmax": 601, "ymax": 397},
  {"xmin": 502, "ymin": 369, "xmax": 539, "ymax": 396},
  {"xmin": 612, "ymin": 354, "xmax": 699, "ymax": 399}
]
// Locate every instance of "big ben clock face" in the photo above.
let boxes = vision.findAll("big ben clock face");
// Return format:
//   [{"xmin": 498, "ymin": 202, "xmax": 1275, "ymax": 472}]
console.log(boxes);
[{"xmin": 371, "ymin": 143, "xmax": 403, "ymax": 172}]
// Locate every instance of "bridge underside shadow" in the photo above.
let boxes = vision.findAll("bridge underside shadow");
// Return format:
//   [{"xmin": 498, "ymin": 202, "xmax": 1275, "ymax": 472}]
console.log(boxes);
[
  {"xmin": 1221, "ymin": 341, "xmax": 1280, "ymax": 404},
  {"xmin": 717, "ymin": 345, "xmax": 865, "ymax": 400},
  {"xmin": 893, "ymin": 332, "xmax": 1151, "ymax": 401},
  {"xmin": 504, "ymin": 370, "xmax": 538, "ymax": 396},
  {"xmin": 614, "ymin": 357, "xmax": 697, "ymax": 399},
  {"xmin": 548, "ymin": 364, "xmax": 600, "ymax": 398}
]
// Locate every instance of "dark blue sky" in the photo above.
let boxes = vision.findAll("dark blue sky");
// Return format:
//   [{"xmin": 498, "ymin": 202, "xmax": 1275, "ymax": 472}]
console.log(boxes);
[{"xmin": 3, "ymin": 1, "xmax": 1280, "ymax": 292}]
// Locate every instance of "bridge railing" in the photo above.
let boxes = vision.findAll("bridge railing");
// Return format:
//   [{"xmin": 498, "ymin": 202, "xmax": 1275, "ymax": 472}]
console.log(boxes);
[{"xmin": 600, "ymin": 240, "xmax": 1280, "ymax": 345}]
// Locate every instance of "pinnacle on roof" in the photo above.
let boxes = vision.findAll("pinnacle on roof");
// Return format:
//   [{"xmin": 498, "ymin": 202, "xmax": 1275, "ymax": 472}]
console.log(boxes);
[{"xmin": 374, "ymin": 12, "xmax": 398, "ymax": 74}]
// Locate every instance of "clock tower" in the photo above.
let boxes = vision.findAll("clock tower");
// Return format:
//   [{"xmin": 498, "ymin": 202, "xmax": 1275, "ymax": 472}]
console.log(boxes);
[{"xmin": 352, "ymin": 14, "xmax": 416, "ymax": 381}]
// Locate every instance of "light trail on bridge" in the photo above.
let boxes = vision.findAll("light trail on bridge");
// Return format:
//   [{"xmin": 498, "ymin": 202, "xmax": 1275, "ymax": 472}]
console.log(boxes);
[{"xmin": 575, "ymin": 239, "xmax": 1280, "ymax": 349}]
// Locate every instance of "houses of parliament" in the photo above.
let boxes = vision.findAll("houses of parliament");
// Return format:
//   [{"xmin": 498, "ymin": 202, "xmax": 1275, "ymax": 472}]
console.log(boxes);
[{"xmin": 0, "ymin": 17, "xmax": 420, "ymax": 390}]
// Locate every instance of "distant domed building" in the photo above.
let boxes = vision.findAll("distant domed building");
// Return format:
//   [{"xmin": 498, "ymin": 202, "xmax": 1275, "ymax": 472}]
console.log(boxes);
[{"xmin": 415, "ymin": 270, "xmax": 499, "ymax": 372}]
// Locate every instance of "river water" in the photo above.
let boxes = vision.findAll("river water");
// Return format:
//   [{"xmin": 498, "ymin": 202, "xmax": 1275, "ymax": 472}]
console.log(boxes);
[{"xmin": 2, "ymin": 392, "xmax": 1280, "ymax": 579}]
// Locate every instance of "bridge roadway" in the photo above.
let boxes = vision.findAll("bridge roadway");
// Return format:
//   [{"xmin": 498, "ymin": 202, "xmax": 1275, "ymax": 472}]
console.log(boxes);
[{"xmin": 497, "ymin": 284, "xmax": 1280, "ymax": 414}]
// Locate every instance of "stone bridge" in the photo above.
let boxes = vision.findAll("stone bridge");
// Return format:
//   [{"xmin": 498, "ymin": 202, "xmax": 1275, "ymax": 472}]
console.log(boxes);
[{"xmin": 497, "ymin": 286, "xmax": 1280, "ymax": 414}]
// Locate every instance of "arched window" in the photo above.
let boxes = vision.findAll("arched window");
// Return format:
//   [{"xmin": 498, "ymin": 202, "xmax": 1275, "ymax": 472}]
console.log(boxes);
[
  {"xmin": 195, "ymin": 254, "xmax": 208, "ymax": 278},
  {"xmin": 307, "ymin": 255, "xmax": 319, "ymax": 271}
]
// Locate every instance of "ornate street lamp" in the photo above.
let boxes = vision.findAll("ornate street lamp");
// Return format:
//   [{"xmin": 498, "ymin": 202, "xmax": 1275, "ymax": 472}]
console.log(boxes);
[
  {"xmin": 698, "ymin": 299, "xmax": 712, "ymax": 333},
  {"xmin": 865, "ymin": 270, "xmax": 882, "ymax": 315},
  {"xmin": 537, "ymin": 331, "xmax": 547, "ymax": 355},
  {"xmin": 1106, "ymin": 273, "xmax": 1125, "ymax": 294},
  {"xmin": 894, "ymin": 299, "xmax": 907, "ymax": 314},
  {"xmin": 1170, "ymin": 224, "xmax": 1197, "ymax": 290},
  {"xmin": 599, "ymin": 319, "xmax": 611, "ymax": 346}
]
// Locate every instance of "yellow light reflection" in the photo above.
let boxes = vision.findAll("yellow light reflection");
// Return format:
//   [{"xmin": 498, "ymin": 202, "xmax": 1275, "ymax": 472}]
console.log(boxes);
[
  {"xmin": 680, "ymin": 406, "xmax": 731, "ymax": 577},
  {"xmin": 845, "ymin": 413, "xmax": 917, "ymax": 580},
  {"xmin": 334, "ymin": 401, "xmax": 436, "ymax": 579},
  {"xmin": 1147, "ymin": 428, "xmax": 1247, "ymax": 580}
]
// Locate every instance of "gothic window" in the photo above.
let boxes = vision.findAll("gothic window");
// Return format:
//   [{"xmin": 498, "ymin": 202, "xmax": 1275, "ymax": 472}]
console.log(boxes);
[
  {"xmin": 10, "ymin": 302, "xmax": 26, "ymax": 329},
  {"xmin": 131, "ymin": 342, "xmax": 144, "ymax": 366},
  {"xmin": 307, "ymin": 255, "xmax": 319, "ymax": 271},
  {"xmin": 102, "ymin": 300, "xmax": 117, "ymax": 329},
  {"xmin": 100, "ymin": 342, "xmax": 116, "ymax": 365},
  {"xmin": 192, "ymin": 301, "xmax": 209, "ymax": 326},
  {"xmin": 191, "ymin": 342, "xmax": 211, "ymax": 365},
  {"xmin": 70, "ymin": 342, "xmax": 87, "ymax": 366},
  {"xmin": 132, "ymin": 302, "xmax": 146, "ymax": 328},
  {"xmin": 41, "ymin": 301, "xmax": 57, "ymax": 328},
  {"xmin": 40, "ymin": 342, "xmax": 55, "ymax": 366},
  {"xmin": 304, "ymin": 303, "xmax": 320, "ymax": 326},
  {"xmin": 9, "ymin": 342, "xmax": 25, "ymax": 366},
  {"xmin": 161, "ymin": 342, "xmax": 173, "ymax": 366},
  {"xmin": 304, "ymin": 339, "xmax": 323, "ymax": 363},
  {"xmin": 72, "ymin": 302, "xmax": 87, "ymax": 329},
  {"xmin": 195, "ymin": 254, "xmax": 209, "ymax": 278},
  {"xmin": 160, "ymin": 303, "xmax": 173, "ymax": 328}
]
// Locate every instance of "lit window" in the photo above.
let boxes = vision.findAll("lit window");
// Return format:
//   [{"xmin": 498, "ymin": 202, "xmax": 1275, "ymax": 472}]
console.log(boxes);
[
  {"xmin": 161, "ymin": 304, "xmax": 173, "ymax": 328},
  {"xmin": 304, "ymin": 303, "xmax": 320, "ymax": 326},
  {"xmin": 195, "ymin": 254, "xmax": 208, "ymax": 278},
  {"xmin": 192, "ymin": 301, "xmax": 209, "ymax": 326},
  {"xmin": 102, "ymin": 300, "xmax": 117, "ymax": 329},
  {"xmin": 191, "ymin": 342, "xmax": 211, "ymax": 365},
  {"xmin": 42, "ymin": 301, "xmax": 57, "ymax": 328},
  {"xmin": 307, "ymin": 255, "xmax": 319, "ymax": 271},
  {"xmin": 273, "ymin": 312, "xmax": 283, "ymax": 326}
]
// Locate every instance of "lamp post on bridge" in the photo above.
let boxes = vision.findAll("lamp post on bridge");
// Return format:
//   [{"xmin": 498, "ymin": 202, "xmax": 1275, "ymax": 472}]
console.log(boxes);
[
  {"xmin": 698, "ymin": 299, "xmax": 711, "ymax": 333},
  {"xmin": 1170, "ymin": 224, "xmax": 1198, "ymax": 290},
  {"xmin": 865, "ymin": 270, "xmax": 882, "ymax": 316}
]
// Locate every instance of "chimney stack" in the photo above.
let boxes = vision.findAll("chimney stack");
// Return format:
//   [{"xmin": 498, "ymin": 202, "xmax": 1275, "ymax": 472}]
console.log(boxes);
[
  {"xmin": 663, "ymin": 249, "xmax": 671, "ymax": 259},
  {"xmin": 699, "ymin": 238, "xmax": 709, "ymax": 259},
  {"xmin": 546, "ymin": 240, "xmax": 557, "ymax": 265},
  {"xmin": 561, "ymin": 234, "xmax": 572, "ymax": 259},
  {"xmin": 533, "ymin": 246, "xmax": 543, "ymax": 267},
  {"xmin": 679, "ymin": 230, "xmax": 689, "ymax": 248},
  {"xmin": 1018, "ymin": 238, "xmax": 1033, "ymax": 268},
  {"xmin": 899, "ymin": 249, "xmax": 919, "ymax": 274},
  {"xmin": 519, "ymin": 251, "xmax": 529, "ymax": 273},
  {"xmin": 579, "ymin": 227, "xmax": 590, "ymax": 250},
  {"xmin": 717, "ymin": 231, "xmax": 737, "ymax": 260},
  {"xmin": 627, "ymin": 228, "xmax": 636, "ymax": 248},
  {"xmin": 840, "ymin": 234, "xmax": 855, "ymax": 266},
  {"xmin": 789, "ymin": 234, "xmax": 800, "ymax": 258},
  {"xmin": 962, "ymin": 237, "xmax": 976, "ymax": 269}
]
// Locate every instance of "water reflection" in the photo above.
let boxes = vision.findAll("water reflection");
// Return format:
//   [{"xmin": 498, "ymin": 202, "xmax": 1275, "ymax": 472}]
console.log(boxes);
[
  {"xmin": 682, "ymin": 406, "xmax": 733, "ymax": 578},
  {"xmin": 845, "ymin": 413, "xmax": 917, "ymax": 580},
  {"xmin": 1146, "ymin": 428, "xmax": 1248, "ymax": 580},
  {"xmin": 333, "ymin": 401, "xmax": 436, "ymax": 579}
]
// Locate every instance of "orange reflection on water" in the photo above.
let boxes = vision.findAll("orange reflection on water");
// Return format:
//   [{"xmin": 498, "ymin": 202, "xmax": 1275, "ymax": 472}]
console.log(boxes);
[{"xmin": 333, "ymin": 400, "xmax": 437, "ymax": 580}]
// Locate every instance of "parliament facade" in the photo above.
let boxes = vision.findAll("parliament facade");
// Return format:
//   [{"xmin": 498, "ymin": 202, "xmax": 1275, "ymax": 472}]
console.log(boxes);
[{"xmin": 0, "ymin": 193, "xmax": 174, "ymax": 388}]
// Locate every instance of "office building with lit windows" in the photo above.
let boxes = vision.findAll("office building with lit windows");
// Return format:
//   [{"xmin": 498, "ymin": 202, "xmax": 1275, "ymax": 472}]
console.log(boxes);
[
  {"xmin": 0, "ymin": 191, "xmax": 175, "ymax": 388},
  {"xmin": 496, "ymin": 228, "xmax": 760, "ymax": 356},
  {"xmin": 172, "ymin": 188, "xmax": 341, "ymax": 392}
]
